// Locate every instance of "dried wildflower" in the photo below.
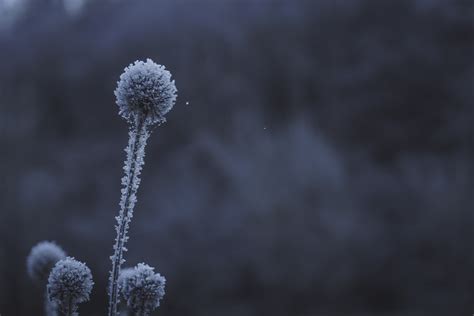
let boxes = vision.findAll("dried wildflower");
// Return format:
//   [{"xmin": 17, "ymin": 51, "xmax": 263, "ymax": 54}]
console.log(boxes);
[
  {"xmin": 108, "ymin": 59, "xmax": 177, "ymax": 316},
  {"xmin": 120, "ymin": 263, "xmax": 166, "ymax": 316},
  {"xmin": 114, "ymin": 58, "xmax": 177, "ymax": 126},
  {"xmin": 47, "ymin": 257, "xmax": 93, "ymax": 316},
  {"xmin": 27, "ymin": 241, "xmax": 66, "ymax": 282}
]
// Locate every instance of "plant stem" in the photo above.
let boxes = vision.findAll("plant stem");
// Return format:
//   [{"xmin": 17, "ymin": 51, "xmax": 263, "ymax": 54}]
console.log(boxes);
[
  {"xmin": 44, "ymin": 290, "xmax": 57, "ymax": 316},
  {"xmin": 108, "ymin": 117, "xmax": 149, "ymax": 316},
  {"xmin": 66, "ymin": 297, "xmax": 72, "ymax": 316}
]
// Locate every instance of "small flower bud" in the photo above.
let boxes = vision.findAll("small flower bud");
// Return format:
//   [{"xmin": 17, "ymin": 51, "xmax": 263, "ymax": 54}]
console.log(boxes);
[{"xmin": 27, "ymin": 241, "xmax": 66, "ymax": 283}]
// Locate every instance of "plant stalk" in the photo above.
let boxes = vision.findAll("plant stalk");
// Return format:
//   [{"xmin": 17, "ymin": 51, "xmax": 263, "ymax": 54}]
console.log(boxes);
[{"xmin": 108, "ymin": 117, "xmax": 149, "ymax": 316}]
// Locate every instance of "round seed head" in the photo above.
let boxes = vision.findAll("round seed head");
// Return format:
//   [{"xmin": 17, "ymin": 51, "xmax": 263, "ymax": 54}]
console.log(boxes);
[
  {"xmin": 115, "ymin": 58, "xmax": 177, "ymax": 125},
  {"xmin": 120, "ymin": 263, "xmax": 166, "ymax": 315},
  {"xmin": 27, "ymin": 241, "xmax": 66, "ymax": 282},
  {"xmin": 47, "ymin": 257, "xmax": 94, "ymax": 314}
]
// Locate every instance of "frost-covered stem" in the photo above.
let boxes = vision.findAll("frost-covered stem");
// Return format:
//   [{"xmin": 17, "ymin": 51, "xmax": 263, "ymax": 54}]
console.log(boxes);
[
  {"xmin": 44, "ymin": 290, "xmax": 58, "ymax": 316},
  {"xmin": 137, "ymin": 300, "xmax": 146, "ymax": 316},
  {"xmin": 108, "ymin": 116, "xmax": 150, "ymax": 316},
  {"xmin": 66, "ymin": 298, "xmax": 72, "ymax": 316},
  {"xmin": 133, "ymin": 306, "xmax": 148, "ymax": 316}
]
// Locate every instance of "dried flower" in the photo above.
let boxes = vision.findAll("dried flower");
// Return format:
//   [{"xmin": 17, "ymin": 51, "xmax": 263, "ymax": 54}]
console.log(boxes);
[
  {"xmin": 108, "ymin": 59, "xmax": 177, "ymax": 316},
  {"xmin": 27, "ymin": 241, "xmax": 66, "ymax": 282},
  {"xmin": 120, "ymin": 263, "xmax": 166, "ymax": 316},
  {"xmin": 114, "ymin": 58, "xmax": 177, "ymax": 126},
  {"xmin": 47, "ymin": 257, "xmax": 94, "ymax": 316}
]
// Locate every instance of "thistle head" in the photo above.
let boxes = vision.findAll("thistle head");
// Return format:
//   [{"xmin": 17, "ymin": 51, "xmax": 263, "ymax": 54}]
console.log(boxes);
[
  {"xmin": 115, "ymin": 58, "xmax": 177, "ymax": 126},
  {"xmin": 27, "ymin": 241, "xmax": 66, "ymax": 283},
  {"xmin": 120, "ymin": 263, "xmax": 166, "ymax": 316},
  {"xmin": 47, "ymin": 257, "xmax": 94, "ymax": 315}
]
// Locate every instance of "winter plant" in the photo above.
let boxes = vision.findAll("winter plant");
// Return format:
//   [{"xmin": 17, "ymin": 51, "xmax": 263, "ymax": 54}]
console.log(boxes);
[
  {"xmin": 26, "ymin": 58, "xmax": 174, "ymax": 315},
  {"xmin": 27, "ymin": 241, "xmax": 67, "ymax": 283},
  {"xmin": 119, "ymin": 263, "xmax": 166, "ymax": 316},
  {"xmin": 27, "ymin": 241, "xmax": 67, "ymax": 316},
  {"xmin": 47, "ymin": 257, "xmax": 94, "ymax": 316},
  {"xmin": 108, "ymin": 58, "xmax": 176, "ymax": 316}
]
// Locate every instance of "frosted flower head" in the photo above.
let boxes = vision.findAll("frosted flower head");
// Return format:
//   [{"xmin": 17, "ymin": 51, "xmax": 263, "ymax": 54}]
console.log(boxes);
[
  {"xmin": 27, "ymin": 241, "xmax": 66, "ymax": 282},
  {"xmin": 47, "ymin": 257, "xmax": 94, "ymax": 315},
  {"xmin": 120, "ymin": 263, "xmax": 166, "ymax": 315},
  {"xmin": 115, "ymin": 58, "xmax": 177, "ymax": 125}
]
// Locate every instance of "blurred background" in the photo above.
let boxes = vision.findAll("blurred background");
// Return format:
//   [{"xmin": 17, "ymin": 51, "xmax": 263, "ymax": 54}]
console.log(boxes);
[{"xmin": 0, "ymin": 0, "xmax": 473, "ymax": 315}]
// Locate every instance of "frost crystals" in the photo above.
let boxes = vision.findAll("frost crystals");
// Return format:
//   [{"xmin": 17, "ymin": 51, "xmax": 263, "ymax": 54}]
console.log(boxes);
[{"xmin": 108, "ymin": 117, "xmax": 150, "ymax": 316}]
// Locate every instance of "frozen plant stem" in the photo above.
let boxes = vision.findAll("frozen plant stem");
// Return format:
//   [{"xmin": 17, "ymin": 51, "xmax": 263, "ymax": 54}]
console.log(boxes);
[
  {"xmin": 45, "ymin": 291, "xmax": 58, "ymax": 316},
  {"xmin": 67, "ymin": 298, "xmax": 72, "ymax": 316},
  {"xmin": 109, "ymin": 116, "xmax": 149, "ymax": 316},
  {"xmin": 108, "ymin": 59, "xmax": 177, "ymax": 316}
]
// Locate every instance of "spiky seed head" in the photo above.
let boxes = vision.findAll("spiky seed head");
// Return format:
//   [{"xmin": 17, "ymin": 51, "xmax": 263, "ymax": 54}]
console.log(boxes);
[
  {"xmin": 120, "ymin": 263, "xmax": 166, "ymax": 315},
  {"xmin": 47, "ymin": 257, "xmax": 94, "ymax": 314},
  {"xmin": 27, "ymin": 241, "xmax": 66, "ymax": 282},
  {"xmin": 115, "ymin": 58, "xmax": 177, "ymax": 125}
]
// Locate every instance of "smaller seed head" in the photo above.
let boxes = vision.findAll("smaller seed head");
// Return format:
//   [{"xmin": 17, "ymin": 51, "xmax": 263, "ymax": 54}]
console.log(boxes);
[
  {"xmin": 120, "ymin": 263, "xmax": 166, "ymax": 316},
  {"xmin": 47, "ymin": 257, "xmax": 94, "ymax": 315},
  {"xmin": 27, "ymin": 241, "xmax": 66, "ymax": 282}
]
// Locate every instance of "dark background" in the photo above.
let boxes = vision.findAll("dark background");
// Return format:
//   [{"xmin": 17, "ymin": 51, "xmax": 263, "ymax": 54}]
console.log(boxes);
[{"xmin": 0, "ymin": 0, "xmax": 473, "ymax": 315}]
